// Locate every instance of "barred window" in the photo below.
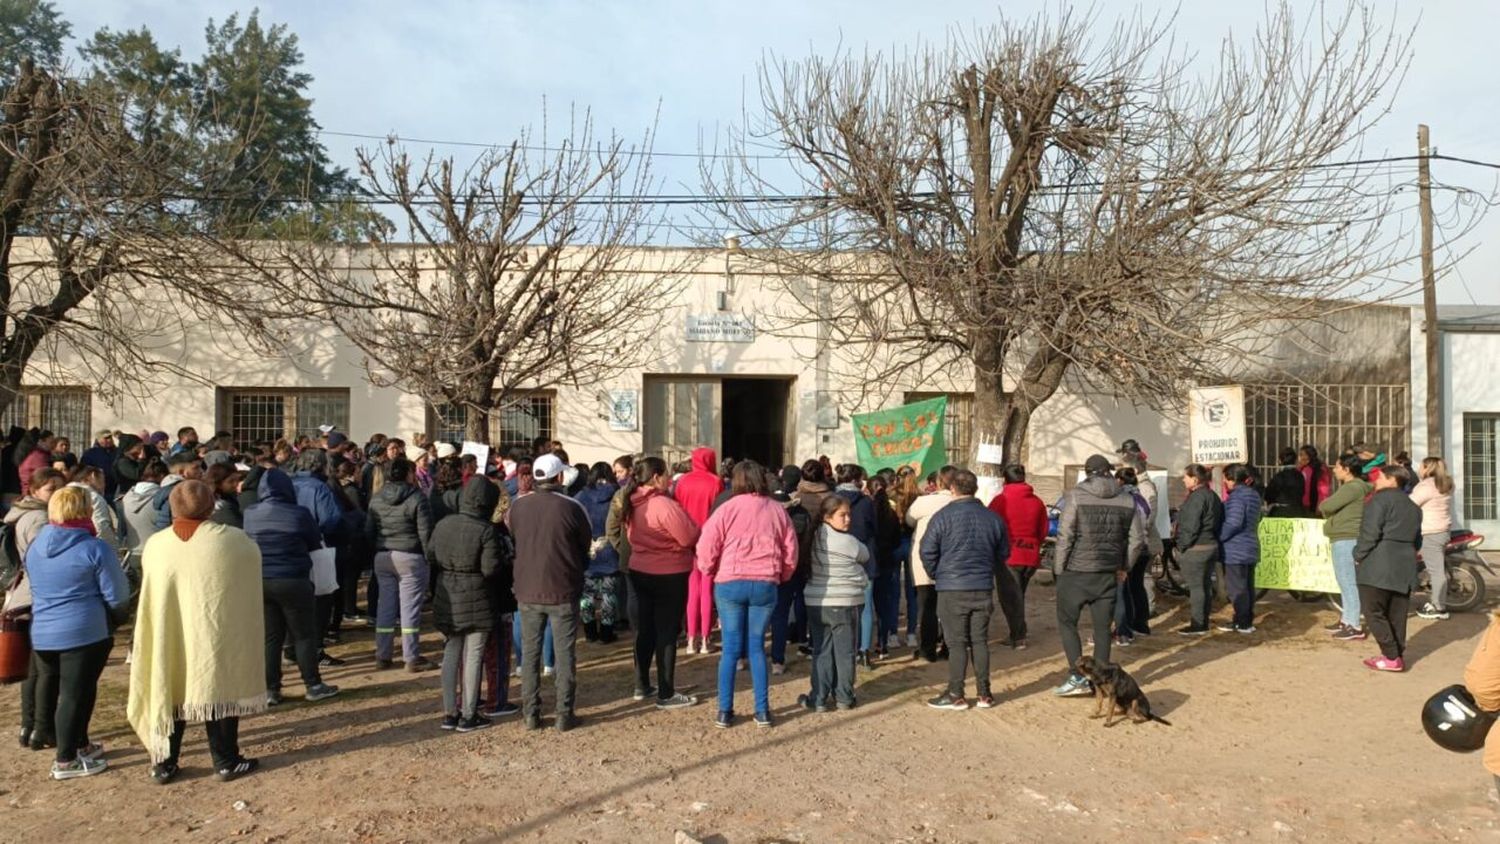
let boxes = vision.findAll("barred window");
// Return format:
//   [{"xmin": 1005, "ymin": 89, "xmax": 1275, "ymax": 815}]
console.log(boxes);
[
  {"xmin": 217, "ymin": 388, "xmax": 350, "ymax": 450},
  {"xmin": 0, "ymin": 387, "xmax": 91, "ymax": 449},
  {"xmin": 427, "ymin": 392, "xmax": 555, "ymax": 454},
  {"xmin": 904, "ymin": 391, "xmax": 973, "ymax": 468},
  {"xmin": 1465, "ymin": 415, "xmax": 1498, "ymax": 523},
  {"xmin": 1244, "ymin": 383, "xmax": 1409, "ymax": 479}
]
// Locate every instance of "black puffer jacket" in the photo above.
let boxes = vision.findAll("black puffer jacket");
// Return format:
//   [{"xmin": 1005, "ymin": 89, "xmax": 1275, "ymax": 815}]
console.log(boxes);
[
  {"xmin": 429, "ymin": 478, "xmax": 513, "ymax": 634},
  {"xmin": 365, "ymin": 481, "xmax": 433, "ymax": 554},
  {"xmin": 1174, "ymin": 485, "xmax": 1225, "ymax": 552},
  {"xmin": 1055, "ymin": 475, "xmax": 1147, "ymax": 574}
]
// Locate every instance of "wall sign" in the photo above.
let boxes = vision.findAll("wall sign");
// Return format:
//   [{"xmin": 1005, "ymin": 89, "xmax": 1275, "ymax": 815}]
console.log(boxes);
[
  {"xmin": 608, "ymin": 389, "xmax": 639, "ymax": 431},
  {"xmin": 1188, "ymin": 385, "xmax": 1248, "ymax": 464},
  {"xmin": 686, "ymin": 314, "xmax": 756, "ymax": 343}
]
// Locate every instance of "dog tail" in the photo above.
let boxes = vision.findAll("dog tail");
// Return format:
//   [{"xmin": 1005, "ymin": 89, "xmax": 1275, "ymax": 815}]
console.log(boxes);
[{"xmin": 1149, "ymin": 713, "xmax": 1172, "ymax": 727}]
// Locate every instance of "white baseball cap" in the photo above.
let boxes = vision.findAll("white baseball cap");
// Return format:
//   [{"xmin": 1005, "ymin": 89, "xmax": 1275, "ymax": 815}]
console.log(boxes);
[{"xmin": 532, "ymin": 453, "xmax": 567, "ymax": 481}]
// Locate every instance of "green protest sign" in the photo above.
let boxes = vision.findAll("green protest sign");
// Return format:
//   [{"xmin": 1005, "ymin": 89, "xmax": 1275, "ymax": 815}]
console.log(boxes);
[
  {"xmin": 1254, "ymin": 517, "xmax": 1340, "ymax": 593},
  {"xmin": 852, "ymin": 396, "xmax": 948, "ymax": 476}
]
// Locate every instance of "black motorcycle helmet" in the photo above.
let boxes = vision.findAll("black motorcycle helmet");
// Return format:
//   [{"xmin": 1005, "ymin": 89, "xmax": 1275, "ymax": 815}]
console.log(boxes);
[{"xmin": 1422, "ymin": 684, "xmax": 1496, "ymax": 753}]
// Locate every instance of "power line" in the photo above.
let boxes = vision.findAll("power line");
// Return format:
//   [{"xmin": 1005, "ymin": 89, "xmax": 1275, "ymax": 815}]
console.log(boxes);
[{"xmin": 318, "ymin": 128, "xmax": 1500, "ymax": 173}]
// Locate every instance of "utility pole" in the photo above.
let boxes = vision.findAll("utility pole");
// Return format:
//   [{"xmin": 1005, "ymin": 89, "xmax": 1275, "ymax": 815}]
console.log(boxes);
[{"xmin": 1418, "ymin": 123, "xmax": 1441, "ymax": 457}]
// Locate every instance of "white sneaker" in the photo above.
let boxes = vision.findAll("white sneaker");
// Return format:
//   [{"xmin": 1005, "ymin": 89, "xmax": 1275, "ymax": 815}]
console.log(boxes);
[
  {"xmin": 543, "ymin": 666, "xmax": 555, "ymax": 677},
  {"xmin": 51, "ymin": 756, "xmax": 107, "ymax": 780},
  {"xmin": 1417, "ymin": 603, "xmax": 1450, "ymax": 620},
  {"xmin": 906, "ymin": 633, "xmax": 918, "ymax": 648},
  {"xmin": 771, "ymin": 662, "xmax": 786, "ymax": 676}
]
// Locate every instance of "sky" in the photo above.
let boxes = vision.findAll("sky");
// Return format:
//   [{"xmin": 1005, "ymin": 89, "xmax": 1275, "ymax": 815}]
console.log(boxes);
[{"xmin": 61, "ymin": 0, "xmax": 1500, "ymax": 305}]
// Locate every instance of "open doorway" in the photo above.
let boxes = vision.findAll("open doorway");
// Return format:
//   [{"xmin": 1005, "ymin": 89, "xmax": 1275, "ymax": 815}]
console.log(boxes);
[{"xmin": 721, "ymin": 377, "xmax": 791, "ymax": 468}]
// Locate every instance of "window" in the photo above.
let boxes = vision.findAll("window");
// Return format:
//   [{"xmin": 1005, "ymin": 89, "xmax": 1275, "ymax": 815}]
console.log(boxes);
[
  {"xmin": 0, "ymin": 387, "xmax": 91, "ymax": 450},
  {"xmin": 904, "ymin": 391, "xmax": 973, "ymax": 468},
  {"xmin": 217, "ymin": 388, "xmax": 350, "ymax": 449},
  {"xmin": 1465, "ymin": 415, "xmax": 1498, "ymax": 522},
  {"xmin": 1244, "ymin": 383, "xmax": 1409, "ymax": 479},
  {"xmin": 427, "ymin": 392, "xmax": 555, "ymax": 454}
]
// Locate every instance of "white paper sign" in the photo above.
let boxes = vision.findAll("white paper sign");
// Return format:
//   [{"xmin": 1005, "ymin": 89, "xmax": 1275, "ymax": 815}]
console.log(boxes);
[
  {"xmin": 975, "ymin": 441, "xmax": 1005, "ymax": 465},
  {"xmin": 461, "ymin": 440, "xmax": 490, "ymax": 470},
  {"xmin": 1188, "ymin": 385, "xmax": 1248, "ymax": 465}
]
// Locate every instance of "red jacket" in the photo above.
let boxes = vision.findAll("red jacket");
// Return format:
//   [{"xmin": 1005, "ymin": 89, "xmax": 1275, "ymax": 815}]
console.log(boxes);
[
  {"xmin": 673, "ymin": 447, "xmax": 723, "ymax": 528},
  {"xmin": 18, "ymin": 447, "xmax": 51, "ymax": 496},
  {"xmin": 987, "ymin": 482, "xmax": 1049, "ymax": 568}
]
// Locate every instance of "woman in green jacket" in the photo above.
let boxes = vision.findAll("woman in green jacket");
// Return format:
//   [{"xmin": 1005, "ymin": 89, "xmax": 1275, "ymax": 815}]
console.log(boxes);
[{"xmin": 1319, "ymin": 454, "xmax": 1371, "ymax": 640}]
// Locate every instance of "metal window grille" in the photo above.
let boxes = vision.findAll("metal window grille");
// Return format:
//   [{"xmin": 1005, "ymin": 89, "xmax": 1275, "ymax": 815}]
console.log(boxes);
[
  {"xmin": 428, "ymin": 393, "xmax": 555, "ymax": 453},
  {"xmin": 1464, "ymin": 415, "xmax": 1497, "ymax": 522},
  {"xmin": 905, "ymin": 391, "xmax": 973, "ymax": 468},
  {"xmin": 1244, "ymin": 383, "xmax": 1409, "ymax": 479},
  {"xmin": 0, "ymin": 387, "xmax": 91, "ymax": 449},
  {"xmin": 495, "ymin": 394, "xmax": 554, "ymax": 454},
  {"xmin": 220, "ymin": 388, "xmax": 349, "ymax": 450}
]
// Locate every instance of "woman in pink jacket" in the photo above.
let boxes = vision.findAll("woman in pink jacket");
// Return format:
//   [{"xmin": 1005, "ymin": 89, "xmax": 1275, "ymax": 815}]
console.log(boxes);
[
  {"xmin": 696, "ymin": 461, "xmax": 798, "ymax": 729},
  {"xmin": 621, "ymin": 457, "xmax": 701, "ymax": 710}
]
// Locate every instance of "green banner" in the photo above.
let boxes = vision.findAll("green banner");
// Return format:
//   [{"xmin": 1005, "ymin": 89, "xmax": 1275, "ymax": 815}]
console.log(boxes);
[
  {"xmin": 851, "ymin": 396, "xmax": 948, "ymax": 476},
  {"xmin": 1254, "ymin": 517, "xmax": 1340, "ymax": 593}
]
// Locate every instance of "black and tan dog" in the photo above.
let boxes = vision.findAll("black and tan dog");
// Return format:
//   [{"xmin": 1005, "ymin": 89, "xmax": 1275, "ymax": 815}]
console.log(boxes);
[{"xmin": 1075, "ymin": 656, "xmax": 1172, "ymax": 727}]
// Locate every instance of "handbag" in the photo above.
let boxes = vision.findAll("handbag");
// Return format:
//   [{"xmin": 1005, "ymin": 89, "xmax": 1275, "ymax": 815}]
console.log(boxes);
[
  {"xmin": 0, "ymin": 613, "xmax": 30, "ymax": 684},
  {"xmin": 310, "ymin": 546, "xmax": 339, "ymax": 596}
]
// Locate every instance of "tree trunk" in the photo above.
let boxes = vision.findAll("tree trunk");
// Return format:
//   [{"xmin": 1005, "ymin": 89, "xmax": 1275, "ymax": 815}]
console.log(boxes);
[{"xmin": 463, "ymin": 403, "xmax": 489, "ymax": 444}]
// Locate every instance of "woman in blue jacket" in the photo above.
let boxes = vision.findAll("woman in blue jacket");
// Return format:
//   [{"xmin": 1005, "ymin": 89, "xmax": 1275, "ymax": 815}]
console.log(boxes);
[
  {"xmin": 575, "ymin": 463, "xmax": 621, "ymax": 643},
  {"xmin": 1218, "ymin": 464, "xmax": 1264, "ymax": 634},
  {"xmin": 26, "ymin": 486, "xmax": 129, "ymax": 780}
]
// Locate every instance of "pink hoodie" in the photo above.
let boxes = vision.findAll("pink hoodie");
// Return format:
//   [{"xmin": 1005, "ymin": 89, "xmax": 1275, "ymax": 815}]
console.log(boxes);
[
  {"xmin": 695, "ymin": 493, "xmax": 798, "ymax": 585},
  {"xmin": 626, "ymin": 487, "xmax": 701, "ymax": 575}
]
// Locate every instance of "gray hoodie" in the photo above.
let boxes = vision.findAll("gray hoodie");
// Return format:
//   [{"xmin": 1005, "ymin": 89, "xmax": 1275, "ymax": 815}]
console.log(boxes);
[
  {"xmin": 122, "ymin": 481, "xmax": 161, "ymax": 556},
  {"xmin": 805, "ymin": 524, "xmax": 870, "ymax": 607}
]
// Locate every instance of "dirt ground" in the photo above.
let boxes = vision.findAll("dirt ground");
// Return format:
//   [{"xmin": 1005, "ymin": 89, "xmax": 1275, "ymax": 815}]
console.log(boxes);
[{"xmin": 3, "ymin": 579, "xmax": 1499, "ymax": 844}]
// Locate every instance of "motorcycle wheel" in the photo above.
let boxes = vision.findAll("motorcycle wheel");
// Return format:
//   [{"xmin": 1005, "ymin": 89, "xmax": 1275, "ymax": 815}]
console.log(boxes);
[{"xmin": 1445, "ymin": 564, "xmax": 1488, "ymax": 614}]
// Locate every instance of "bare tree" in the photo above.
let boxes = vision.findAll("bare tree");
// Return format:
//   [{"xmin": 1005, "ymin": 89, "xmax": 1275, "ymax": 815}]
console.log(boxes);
[
  {"xmin": 0, "ymin": 60, "xmax": 253, "ymax": 418},
  {"xmin": 244, "ymin": 113, "xmax": 682, "ymax": 443},
  {"xmin": 704, "ymin": 3, "xmax": 1439, "ymax": 465}
]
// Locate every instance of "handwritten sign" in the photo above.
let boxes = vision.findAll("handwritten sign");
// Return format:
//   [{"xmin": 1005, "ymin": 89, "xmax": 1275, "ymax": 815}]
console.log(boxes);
[
  {"xmin": 851, "ymin": 396, "xmax": 947, "ymax": 476},
  {"xmin": 1188, "ymin": 385, "xmax": 1248, "ymax": 464},
  {"xmin": 1254, "ymin": 517, "xmax": 1340, "ymax": 593}
]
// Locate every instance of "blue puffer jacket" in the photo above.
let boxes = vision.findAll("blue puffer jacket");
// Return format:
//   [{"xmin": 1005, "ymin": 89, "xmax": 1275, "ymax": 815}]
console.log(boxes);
[
  {"xmin": 292, "ymin": 471, "xmax": 346, "ymax": 545},
  {"xmin": 919, "ymin": 496, "xmax": 1010, "ymax": 591},
  {"xmin": 1219, "ymin": 485, "xmax": 1263, "ymax": 567},
  {"xmin": 575, "ymin": 482, "xmax": 621, "ymax": 577},
  {"xmin": 244, "ymin": 468, "xmax": 322, "ymax": 579}
]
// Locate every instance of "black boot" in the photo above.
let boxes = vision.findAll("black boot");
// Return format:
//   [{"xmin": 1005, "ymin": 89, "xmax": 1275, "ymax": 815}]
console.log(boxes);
[
  {"xmin": 597, "ymin": 623, "xmax": 617, "ymax": 644},
  {"xmin": 583, "ymin": 620, "xmax": 599, "ymax": 642}
]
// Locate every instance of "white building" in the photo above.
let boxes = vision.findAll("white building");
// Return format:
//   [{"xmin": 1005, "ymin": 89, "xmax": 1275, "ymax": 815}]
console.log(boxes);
[{"xmin": 9, "ymin": 244, "xmax": 1424, "ymax": 505}]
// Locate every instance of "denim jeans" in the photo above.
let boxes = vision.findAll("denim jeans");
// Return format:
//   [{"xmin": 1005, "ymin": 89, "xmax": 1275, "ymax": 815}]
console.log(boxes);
[
  {"xmin": 512, "ymin": 610, "xmax": 554, "ymax": 669},
  {"xmin": 714, "ymin": 579, "xmax": 777, "ymax": 716},
  {"xmin": 858, "ymin": 579, "xmax": 876, "ymax": 651},
  {"xmin": 1331, "ymin": 539, "xmax": 1361, "ymax": 628},
  {"xmin": 769, "ymin": 574, "xmax": 804, "ymax": 665}
]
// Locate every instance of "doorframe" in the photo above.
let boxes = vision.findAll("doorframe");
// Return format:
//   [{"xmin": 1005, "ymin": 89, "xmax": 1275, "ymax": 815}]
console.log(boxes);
[{"xmin": 640, "ymin": 373, "xmax": 798, "ymax": 467}]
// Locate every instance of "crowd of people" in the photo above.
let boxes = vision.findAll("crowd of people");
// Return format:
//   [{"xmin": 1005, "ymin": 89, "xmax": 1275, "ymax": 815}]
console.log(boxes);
[{"xmin": 0, "ymin": 423, "xmax": 1462, "ymax": 784}]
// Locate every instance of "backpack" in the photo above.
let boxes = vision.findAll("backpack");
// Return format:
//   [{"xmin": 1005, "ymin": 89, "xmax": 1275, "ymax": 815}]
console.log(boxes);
[{"xmin": 0, "ymin": 520, "xmax": 20, "ymax": 592}]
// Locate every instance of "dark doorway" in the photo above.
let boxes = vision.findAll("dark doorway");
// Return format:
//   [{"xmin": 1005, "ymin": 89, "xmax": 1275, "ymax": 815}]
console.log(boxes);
[{"xmin": 721, "ymin": 378, "xmax": 790, "ymax": 468}]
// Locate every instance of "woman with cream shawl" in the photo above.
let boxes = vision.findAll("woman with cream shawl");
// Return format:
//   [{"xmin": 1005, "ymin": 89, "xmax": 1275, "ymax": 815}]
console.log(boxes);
[{"xmin": 128, "ymin": 480, "xmax": 266, "ymax": 784}]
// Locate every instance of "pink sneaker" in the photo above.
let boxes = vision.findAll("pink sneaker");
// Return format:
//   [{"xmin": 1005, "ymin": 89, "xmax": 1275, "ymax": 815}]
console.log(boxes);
[{"xmin": 1362, "ymin": 656, "xmax": 1405, "ymax": 672}]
